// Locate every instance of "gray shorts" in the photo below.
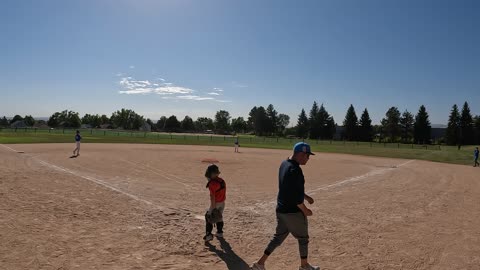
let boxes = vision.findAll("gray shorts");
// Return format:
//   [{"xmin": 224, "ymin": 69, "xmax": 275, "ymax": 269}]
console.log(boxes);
[
  {"xmin": 213, "ymin": 202, "xmax": 225, "ymax": 222},
  {"xmin": 265, "ymin": 211, "xmax": 309, "ymax": 258}
]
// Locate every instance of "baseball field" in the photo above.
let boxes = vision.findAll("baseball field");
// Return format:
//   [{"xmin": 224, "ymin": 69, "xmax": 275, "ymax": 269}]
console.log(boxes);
[{"xmin": 1, "ymin": 143, "xmax": 479, "ymax": 269}]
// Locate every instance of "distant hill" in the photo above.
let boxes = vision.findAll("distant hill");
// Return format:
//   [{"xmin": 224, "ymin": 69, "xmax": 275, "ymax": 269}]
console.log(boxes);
[{"xmin": 431, "ymin": 124, "xmax": 447, "ymax": 128}]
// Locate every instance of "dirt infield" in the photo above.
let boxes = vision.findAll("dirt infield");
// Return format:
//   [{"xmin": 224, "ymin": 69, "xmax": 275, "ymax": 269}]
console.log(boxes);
[{"xmin": 1, "ymin": 143, "xmax": 480, "ymax": 270}]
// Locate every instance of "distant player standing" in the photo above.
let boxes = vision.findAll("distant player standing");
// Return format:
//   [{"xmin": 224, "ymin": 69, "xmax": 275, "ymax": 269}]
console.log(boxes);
[
  {"xmin": 73, "ymin": 130, "xmax": 82, "ymax": 157},
  {"xmin": 474, "ymin": 147, "xmax": 479, "ymax": 167},
  {"xmin": 234, "ymin": 137, "xmax": 240, "ymax": 153},
  {"xmin": 251, "ymin": 142, "xmax": 320, "ymax": 270}
]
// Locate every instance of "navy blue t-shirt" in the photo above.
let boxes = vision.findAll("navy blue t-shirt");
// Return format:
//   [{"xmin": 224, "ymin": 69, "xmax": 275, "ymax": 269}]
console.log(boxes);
[
  {"xmin": 276, "ymin": 159, "xmax": 305, "ymax": 213},
  {"xmin": 75, "ymin": 134, "xmax": 82, "ymax": 142}
]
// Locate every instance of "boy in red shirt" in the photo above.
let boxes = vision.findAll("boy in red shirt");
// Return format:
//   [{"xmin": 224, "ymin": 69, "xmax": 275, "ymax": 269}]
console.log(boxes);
[{"xmin": 204, "ymin": 164, "xmax": 227, "ymax": 242}]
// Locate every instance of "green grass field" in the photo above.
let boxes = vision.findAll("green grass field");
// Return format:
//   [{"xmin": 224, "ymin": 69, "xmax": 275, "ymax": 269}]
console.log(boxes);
[{"xmin": 0, "ymin": 128, "xmax": 477, "ymax": 166}]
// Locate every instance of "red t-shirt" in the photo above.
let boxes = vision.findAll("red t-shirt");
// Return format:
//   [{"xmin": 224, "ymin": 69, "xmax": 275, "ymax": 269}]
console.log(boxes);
[{"xmin": 208, "ymin": 177, "xmax": 226, "ymax": 203}]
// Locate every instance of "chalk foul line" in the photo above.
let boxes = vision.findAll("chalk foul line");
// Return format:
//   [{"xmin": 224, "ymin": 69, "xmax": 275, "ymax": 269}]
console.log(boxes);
[
  {"xmin": 249, "ymin": 159, "xmax": 416, "ymax": 211},
  {"xmin": 1, "ymin": 144, "xmax": 165, "ymax": 210},
  {"xmin": 307, "ymin": 159, "xmax": 415, "ymax": 195}
]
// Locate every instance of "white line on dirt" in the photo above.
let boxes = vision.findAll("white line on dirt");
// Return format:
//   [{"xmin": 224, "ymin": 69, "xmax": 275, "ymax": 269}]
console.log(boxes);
[
  {"xmin": 1, "ymin": 144, "xmax": 165, "ymax": 210},
  {"xmin": 307, "ymin": 159, "xmax": 415, "ymax": 195},
  {"xmin": 0, "ymin": 144, "xmax": 20, "ymax": 153},
  {"xmin": 249, "ymin": 159, "xmax": 416, "ymax": 212},
  {"xmin": 1, "ymin": 144, "xmax": 209, "ymax": 220}
]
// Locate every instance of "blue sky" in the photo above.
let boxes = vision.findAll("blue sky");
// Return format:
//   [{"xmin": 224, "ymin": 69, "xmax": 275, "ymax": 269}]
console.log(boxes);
[{"xmin": 1, "ymin": 0, "xmax": 479, "ymax": 125}]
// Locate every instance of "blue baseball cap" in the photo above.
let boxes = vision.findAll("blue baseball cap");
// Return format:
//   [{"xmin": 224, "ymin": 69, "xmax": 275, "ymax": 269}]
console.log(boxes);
[{"xmin": 293, "ymin": 142, "xmax": 315, "ymax": 155}]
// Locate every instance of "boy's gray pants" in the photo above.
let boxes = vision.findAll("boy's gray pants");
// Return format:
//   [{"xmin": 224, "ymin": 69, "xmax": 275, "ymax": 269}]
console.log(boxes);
[{"xmin": 264, "ymin": 212, "xmax": 309, "ymax": 259}]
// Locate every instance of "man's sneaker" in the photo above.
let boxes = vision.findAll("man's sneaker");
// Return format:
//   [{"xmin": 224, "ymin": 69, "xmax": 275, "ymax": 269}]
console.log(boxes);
[
  {"xmin": 251, "ymin": 262, "xmax": 266, "ymax": 270},
  {"xmin": 203, "ymin": 234, "xmax": 213, "ymax": 242},
  {"xmin": 299, "ymin": 264, "xmax": 320, "ymax": 270},
  {"xmin": 216, "ymin": 232, "xmax": 224, "ymax": 238}
]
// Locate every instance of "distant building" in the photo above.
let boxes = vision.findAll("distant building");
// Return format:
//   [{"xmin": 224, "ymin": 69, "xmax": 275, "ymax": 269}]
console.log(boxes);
[
  {"xmin": 10, "ymin": 120, "xmax": 27, "ymax": 128},
  {"xmin": 33, "ymin": 121, "xmax": 49, "ymax": 129},
  {"xmin": 99, "ymin": 124, "xmax": 113, "ymax": 129}
]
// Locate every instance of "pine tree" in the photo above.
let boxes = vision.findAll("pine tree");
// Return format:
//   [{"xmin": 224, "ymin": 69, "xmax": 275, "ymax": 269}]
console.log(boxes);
[
  {"xmin": 266, "ymin": 104, "xmax": 278, "ymax": 135},
  {"xmin": 413, "ymin": 105, "xmax": 431, "ymax": 144},
  {"xmin": 318, "ymin": 104, "xmax": 335, "ymax": 139},
  {"xmin": 296, "ymin": 109, "xmax": 309, "ymax": 139},
  {"xmin": 381, "ymin": 107, "xmax": 401, "ymax": 142},
  {"xmin": 446, "ymin": 104, "xmax": 461, "ymax": 145},
  {"xmin": 343, "ymin": 104, "xmax": 358, "ymax": 141},
  {"xmin": 248, "ymin": 106, "xmax": 258, "ymax": 132},
  {"xmin": 359, "ymin": 108, "xmax": 373, "ymax": 141},
  {"xmin": 326, "ymin": 115, "xmax": 336, "ymax": 140},
  {"xmin": 308, "ymin": 102, "xmax": 320, "ymax": 139},
  {"xmin": 460, "ymin": 101, "xmax": 474, "ymax": 145},
  {"xmin": 248, "ymin": 106, "xmax": 268, "ymax": 136},
  {"xmin": 400, "ymin": 110, "xmax": 414, "ymax": 143},
  {"xmin": 474, "ymin": 115, "xmax": 480, "ymax": 144}
]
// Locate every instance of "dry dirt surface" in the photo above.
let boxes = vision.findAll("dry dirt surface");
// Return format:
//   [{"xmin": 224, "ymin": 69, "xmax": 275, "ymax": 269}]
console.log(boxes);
[{"xmin": 1, "ymin": 143, "xmax": 480, "ymax": 270}]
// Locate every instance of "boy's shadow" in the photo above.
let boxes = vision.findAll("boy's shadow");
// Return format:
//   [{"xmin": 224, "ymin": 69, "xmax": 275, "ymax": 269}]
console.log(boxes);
[{"xmin": 205, "ymin": 237, "xmax": 250, "ymax": 270}]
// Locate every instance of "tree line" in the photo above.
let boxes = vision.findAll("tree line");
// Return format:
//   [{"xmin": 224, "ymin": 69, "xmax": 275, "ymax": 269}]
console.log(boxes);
[
  {"xmin": 330, "ymin": 101, "xmax": 479, "ymax": 145},
  {"xmin": 445, "ymin": 102, "xmax": 480, "ymax": 146},
  {"xmin": 0, "ymin": 104, "xmax": 290, "ymax": 136},
  {"xmin": 1, "ymin": 101, "xmax": 479, "ymax": 145},
  {"xmin": 295, "ymin": 102, "xmax": 336, "ymax": 140},
  {"xmin": 337, "ymin": 104, "xmax": 431, "ymax": 144}
]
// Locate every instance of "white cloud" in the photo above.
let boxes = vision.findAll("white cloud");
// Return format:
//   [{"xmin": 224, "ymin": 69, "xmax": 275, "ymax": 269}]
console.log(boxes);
[
  {"xmin": 161, "ymin": 95, "xmax": 215, "ymax": 101},
  {"xmin": 119, "ymin": 88, "xmax": 152, "ymax": 95},
  {"xmin": 177, "ymin": 95, "xmax": 214, "ymax": 101},
  {"xmin": 137, "ymin": 80, "xmax": 151, "ymax": 86},
  {"xmin": 118, "ymin": 75, "xmax": 227, "ymax": 102},
  {"xmin": 118, "ymin": 77, "xmax": 194, "ymax": 95},
  {"xmin": 129, "ymin": 65, "xmax": 135, "ymax": 69}
]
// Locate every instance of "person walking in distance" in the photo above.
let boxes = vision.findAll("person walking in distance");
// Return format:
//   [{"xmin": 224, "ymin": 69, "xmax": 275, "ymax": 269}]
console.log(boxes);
[
  {"xmin": 251, "ymin": 142, "xmax": 320, "ymax": 270},
  {"xmin": 474, "ymin": 147, "xmax": 479, "ymax": 167}
]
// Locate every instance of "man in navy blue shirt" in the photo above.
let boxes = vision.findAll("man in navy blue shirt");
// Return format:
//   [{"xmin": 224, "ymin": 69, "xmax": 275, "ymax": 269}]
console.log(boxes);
[
  {"xmin": 73, "ymin": 130, "xmax": 82, "ymax": 157},
  {"xmin": 252, "ymin": 142, "xmax": 319, "ymax": 270}
]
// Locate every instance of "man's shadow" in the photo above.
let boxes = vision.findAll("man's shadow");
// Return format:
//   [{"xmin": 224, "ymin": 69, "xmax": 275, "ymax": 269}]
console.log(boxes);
[{"xmin": 205, "ymin": 237, "xmax": 250, "ymax": 270}]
